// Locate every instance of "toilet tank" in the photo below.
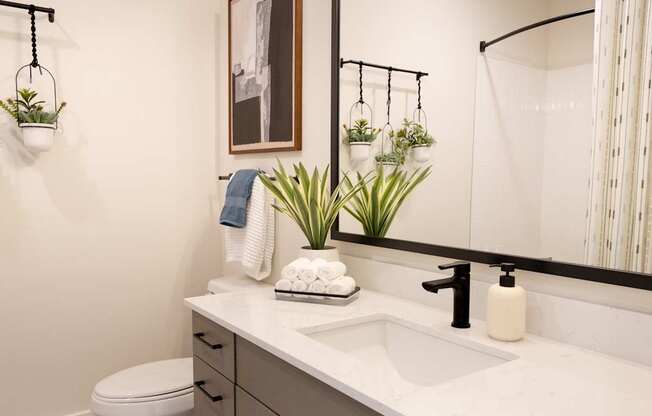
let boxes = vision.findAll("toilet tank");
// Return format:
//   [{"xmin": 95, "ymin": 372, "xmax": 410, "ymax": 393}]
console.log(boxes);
[{"xmin": 207, "ymin": 275, "xmax": 269, "ymax": 294}]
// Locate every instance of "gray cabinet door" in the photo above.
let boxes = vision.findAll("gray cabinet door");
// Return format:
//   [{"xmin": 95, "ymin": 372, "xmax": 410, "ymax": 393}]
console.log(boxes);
[
  {"xmin": 236, "ymin": 336, "xmax": 381, "ymax": 416},
  {"xmin": 236, "ymin": 386, "xmax": 278, "ymax": 416},
  {"xmin": 193, "ymin": 312, "xmax": 236, "ymax": 381},
  {"xmin": 194, "ymin": 357, "xmax": 236, "ymax": 416}
]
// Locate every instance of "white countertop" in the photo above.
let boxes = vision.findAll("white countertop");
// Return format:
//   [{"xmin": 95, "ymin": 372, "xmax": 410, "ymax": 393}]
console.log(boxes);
[{"xmin": 185, "ymin": 287, "xmax": 652, "ymax": 416}]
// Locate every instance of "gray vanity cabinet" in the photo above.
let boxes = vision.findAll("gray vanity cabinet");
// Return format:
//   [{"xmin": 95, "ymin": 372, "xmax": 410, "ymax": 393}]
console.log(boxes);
[
  {"xmin": 192, "ymin": 312, "xmax": 381, "ymax": 416},
  {"xmin": 193, "ymin": 312, "xmax": 236, "ymax": 381},
  {"xmin": 235, "ymin": 387, "xmax": 277, "ymax": 416},
  {"xmin": 193, "ymin": 357, "xmax": 236, "ymax": 416}
]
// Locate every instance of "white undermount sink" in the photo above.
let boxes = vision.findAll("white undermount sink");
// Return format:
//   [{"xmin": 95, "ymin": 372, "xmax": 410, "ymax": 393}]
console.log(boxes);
[{"xmin": 301, "ymin": 315, "xmax": 516, "ymax": 395}]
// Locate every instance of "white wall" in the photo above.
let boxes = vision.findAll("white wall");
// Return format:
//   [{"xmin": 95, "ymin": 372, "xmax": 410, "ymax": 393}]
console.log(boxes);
[
  {"xmin": 472, "ymin": 0, "xmax": 594, "ymax": 261},
  {"xmin": 538, "ymin": 0, "xmax": 594, "ymax": 262},
  {"xmin": 0, "ymin": 1, "xmax": 220, "ymax": 415},
  {"xmin": 471, "ymin": 57, "xmax": 547, "ymax": 257},
  {"xmin": 539, "ymin": 63, "xmax": 593, "ymax": 263},
  {"xmin": 546, "ymin": 0, "xmax": 595, "ymax": 69}
]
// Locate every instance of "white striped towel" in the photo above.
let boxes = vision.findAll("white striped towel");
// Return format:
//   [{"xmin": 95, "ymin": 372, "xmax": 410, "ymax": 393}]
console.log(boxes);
[{"xmin": 224, "ymin": 178, "xmax": 275, "ymax": 280}]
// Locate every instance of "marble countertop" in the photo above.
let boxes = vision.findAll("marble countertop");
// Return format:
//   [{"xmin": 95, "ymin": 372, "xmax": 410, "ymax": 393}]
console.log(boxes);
[{"xmin": 185, "ymin": 287, "xmax": 652, "ymax": 416}]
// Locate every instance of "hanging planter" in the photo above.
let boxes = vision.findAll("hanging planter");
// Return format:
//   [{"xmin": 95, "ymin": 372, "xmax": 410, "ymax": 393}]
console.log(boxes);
[
  {"xmin": 376, "ymin": 124, "xmax": 402, "ymax": 171},
  {"xmin": 15, "ymin": 86, "xmax": 65, "ymax": 152},
  {"xmin": 0, "ymin": 6, "xmax": 65, "ymax": 153},
  {"xmin": 393, "ymin": 118, "xmax": 435, "ymax": 164},
  {"xmin": 21, "ymin": 122, "xmax": 56, "ymax": 152},
  {"xmin": 410, "ymin": 144, "xmax": 431, "ymax": 163},
  {"xmin": 349, "ymin": 141, "xmax": 372, "ymax": 162},
  {"xmin": 342, "ymin": 63, "xmax": 378, "ymax": 163},
  {"xmin": 344, "ymin": 117, "xmax": 378, "ymax": 163},
  {"xmin": 375, "ymin": 68, "xmax": 405, "ymax": 172},
  {"xmin": 406, "ymin": 74, "xmax": 434, "ymax": 163},
  {"xmin": 374, "ymin": 152, "xmax": 402, "ymax": 173}
]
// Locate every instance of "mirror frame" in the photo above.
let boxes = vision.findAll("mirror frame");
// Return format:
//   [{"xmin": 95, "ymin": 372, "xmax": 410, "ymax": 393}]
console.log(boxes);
[{"xmin": 329, "ymin": 0, "xmax": 652, "ymax": 292}]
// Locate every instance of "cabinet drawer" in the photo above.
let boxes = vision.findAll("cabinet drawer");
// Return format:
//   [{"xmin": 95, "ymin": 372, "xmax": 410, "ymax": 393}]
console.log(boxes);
[
  {"xmin": 236, "ymin": 336, "xmax": 381, "ymax": 416},
  {"xmin": 193, "ymin": 357, "xmax": 235, "ymax": 416},
  {"xmin": 236, "ymin": 386, "xmax": 277, "ymax": 416},
  {"xmin": 192, "ymin": 312, "xmax": 235, "ymax": 381}
]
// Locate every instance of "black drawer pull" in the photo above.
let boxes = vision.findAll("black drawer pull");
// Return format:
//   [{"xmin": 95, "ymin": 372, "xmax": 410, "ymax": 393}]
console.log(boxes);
[
  {"xmin": 194, "ymin": 381, "xmax": 223, "ymax": 402},
  {"xmin": 193, "ymin": 332, "xmax": 223, "ymax": 350}
]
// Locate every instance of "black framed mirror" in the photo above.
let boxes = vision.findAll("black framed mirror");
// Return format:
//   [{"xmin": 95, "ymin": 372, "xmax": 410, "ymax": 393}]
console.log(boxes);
[{"xmin": 330, "ymin": 0, "xmax": 652, "ymax": 292}]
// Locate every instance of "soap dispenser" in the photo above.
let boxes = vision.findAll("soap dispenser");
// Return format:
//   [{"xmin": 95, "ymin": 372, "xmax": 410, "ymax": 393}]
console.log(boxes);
[{"xmin": 486, "ymin": 263, "xmax": 526, "ymax": 341}]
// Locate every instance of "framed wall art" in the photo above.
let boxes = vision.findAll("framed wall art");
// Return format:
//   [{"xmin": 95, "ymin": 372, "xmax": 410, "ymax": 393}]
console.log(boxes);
[{"xmin": 229, "ymin": 0, "xmax": 302, "ymax": 154}]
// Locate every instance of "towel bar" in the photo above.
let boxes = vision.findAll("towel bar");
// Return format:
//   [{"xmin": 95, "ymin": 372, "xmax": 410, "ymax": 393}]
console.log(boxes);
[{"xmin": 218, "ymin": 173, "xmax": 298, "ymax": 182}]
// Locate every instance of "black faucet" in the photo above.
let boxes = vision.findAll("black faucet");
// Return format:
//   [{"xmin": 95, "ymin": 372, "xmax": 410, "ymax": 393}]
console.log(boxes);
[{"xmin": 422, "ymin": 261, "xmax": 471, "ymax": 329}]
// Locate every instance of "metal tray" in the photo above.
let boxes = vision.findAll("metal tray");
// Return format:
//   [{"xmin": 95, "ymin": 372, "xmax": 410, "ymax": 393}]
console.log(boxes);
[{"xmin": 274, "ymin": 286, "xmax": 361, "ymax": 305}]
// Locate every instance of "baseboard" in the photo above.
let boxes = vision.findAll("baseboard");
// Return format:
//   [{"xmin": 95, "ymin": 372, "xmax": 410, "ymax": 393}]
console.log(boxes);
[{"xmin": 65, "ymin": 411, "xmax": 91, "ymax": 416}]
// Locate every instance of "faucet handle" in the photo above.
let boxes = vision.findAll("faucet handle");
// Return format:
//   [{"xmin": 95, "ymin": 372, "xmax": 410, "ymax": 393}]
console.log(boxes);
[{"xmin": 438, "ymin": 261, "xmax": 471, "ymax": 276}]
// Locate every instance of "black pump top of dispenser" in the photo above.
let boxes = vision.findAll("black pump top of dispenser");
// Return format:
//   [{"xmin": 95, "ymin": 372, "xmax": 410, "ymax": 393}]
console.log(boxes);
[{"xmin": 490, "ymin": 263, "xmax": 516, "ymax": 288}]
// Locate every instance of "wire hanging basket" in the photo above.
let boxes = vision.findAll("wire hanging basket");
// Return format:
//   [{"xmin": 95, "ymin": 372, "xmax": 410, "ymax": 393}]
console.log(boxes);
[
  {"xmin": 376, "ymin": 68, "xmax": 403, "ymax": 172},
  {"xmin": 345, "ymin": 63, "xmax": 376, "ymax": 163},
  {"xmin": 412, "ymin": 74, "xmax": 428, "ymax": 132},
  {"xmin": 12, "ymin": 6, "xmax": 63, "ymax": 152},
  {"xmin": 408, "ymin": 73, "xmax": 432, "ymax": 164}
]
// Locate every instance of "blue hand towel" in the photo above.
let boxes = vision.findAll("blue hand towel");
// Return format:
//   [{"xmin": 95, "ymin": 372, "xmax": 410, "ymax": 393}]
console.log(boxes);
[{"xmin": 219, "ymin": 169, "xmax": 260, "ymax": 228}]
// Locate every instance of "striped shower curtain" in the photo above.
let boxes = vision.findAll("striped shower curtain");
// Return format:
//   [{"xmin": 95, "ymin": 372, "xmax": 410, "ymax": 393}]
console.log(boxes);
[{"xmin": 585, "ymin": 0, "xmax": 652, "ymax": 272}]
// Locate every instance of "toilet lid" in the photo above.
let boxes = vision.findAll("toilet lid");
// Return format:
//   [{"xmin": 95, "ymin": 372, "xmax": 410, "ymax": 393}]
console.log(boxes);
[{"xmin": 94, "ymin": 358, "xmax": 193, "ymax": 400}]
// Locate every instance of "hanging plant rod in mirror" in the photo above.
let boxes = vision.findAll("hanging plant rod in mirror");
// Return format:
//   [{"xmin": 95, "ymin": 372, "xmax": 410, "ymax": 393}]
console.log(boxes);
[
  {"xmin": 0, "ymin": 0, "xmax": 55, "ymax": 22},
  {"xmin": 340, "ymin": 59, "xmax": 428, "ymax": 78},
  {"xmin": 480, "ymin": 8, "xmax": 594, "ymax": 53}
]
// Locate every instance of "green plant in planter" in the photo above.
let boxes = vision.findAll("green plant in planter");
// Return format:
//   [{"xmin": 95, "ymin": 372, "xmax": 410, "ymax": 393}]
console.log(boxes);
[
  {"xmin": 258, "ymin": 159, "xmax": 369, "ymax": 250},
  {"xmin": 393, "ymin": 118, "xmax": 435, "ymax": 147},
  {"xmin": 0, "ymin": 88, "xmax": 66, "ymax": 124},
  {"xmin": 342, "ymin": 165, "xmax": 432, "ymax": 238},
  {"xmin": 375, "ymin": 150, "xmax": 405, "ymax": 166},
  {"xmin": 342, "ymin": 118, "xmax": 380, "ymax": 144}
]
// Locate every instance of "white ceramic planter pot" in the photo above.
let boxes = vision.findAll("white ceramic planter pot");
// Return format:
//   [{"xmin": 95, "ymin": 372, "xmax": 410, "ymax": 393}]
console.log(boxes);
[
  {"xmin": 410, "ymin": 145, "xmax": 431, "ymax": 163},
  {"xmin": 349, "ymin": 142, "xmax": 371, "ymax": 162},
  {"xmin": 378, "ymin": 162, "xmax": 399, "ymax": 174},
  {"xmin": 20, "ymin": 123, "xmax": 56, "ymax": 152},
  {"xmin": 299, "ymin": 246, "xmax": 340, "ymax": 262}
]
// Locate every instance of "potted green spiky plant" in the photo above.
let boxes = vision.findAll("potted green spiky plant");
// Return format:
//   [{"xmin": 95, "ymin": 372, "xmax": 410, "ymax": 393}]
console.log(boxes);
[
  {"xmin": 393, "ymin": 118, "xmax": 435, "ymax": 163},
  {"xmin": 342, "ymin": 164, "xmax": 431, "ymax": 238},
  {"xmin": 342, "ymin": 118, "xmax": 379, "ymax": 162},
  {"xmin": 258, "ymin": 160, "xmax": 368, "ymax": 261},
  {"xmin": 0, "ymin": 88, "xmax": 66, "ymax": 152}
]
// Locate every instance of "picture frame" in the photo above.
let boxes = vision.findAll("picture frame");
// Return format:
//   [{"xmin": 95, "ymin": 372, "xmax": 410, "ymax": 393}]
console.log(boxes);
[{"xmin": 228, "ymin": 0, "xmax": 302, "ymax": 154}]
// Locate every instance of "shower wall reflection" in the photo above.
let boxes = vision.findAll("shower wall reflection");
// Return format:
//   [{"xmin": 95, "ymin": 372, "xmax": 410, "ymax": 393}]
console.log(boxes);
[{"xmin": 471, "ymin": 15, "xmax": 593, "ymax": 263}]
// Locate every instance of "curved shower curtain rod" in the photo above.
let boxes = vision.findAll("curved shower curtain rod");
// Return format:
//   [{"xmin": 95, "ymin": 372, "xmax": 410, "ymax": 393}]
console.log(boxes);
[{"xmin": 480, "ymin": 8, "xmax": 595, "ymax": 53}]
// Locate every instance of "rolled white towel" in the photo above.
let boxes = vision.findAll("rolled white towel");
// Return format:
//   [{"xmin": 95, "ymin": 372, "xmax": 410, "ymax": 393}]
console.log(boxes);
[
  {"xmin": 275, "ymin": 279, "xmax": 292, "ymax": 291},
  {"xmin": 316, "ymin": 261, "xmax": 347, "ymax": 282},
  {"xmin": 282, "ymin": 257, "xmax": 310, "ymax": 282},
  {"xmin": 327, "ymin": 276, "xmax": 356, "ymax": 296},
  {"xmin": 291, "ymin": 280, "xmax": 309, "ymax": 298},
  {"xmin": 291, "ymin": 280, "xmax": 308, "ymax": 293},
  {"xmin": 308, "ymin": 280, "xmax": 327, "ymax": 294},
  {"xmin": 298, "ymin": 264, "xmax": 318, "ymax": 284}
]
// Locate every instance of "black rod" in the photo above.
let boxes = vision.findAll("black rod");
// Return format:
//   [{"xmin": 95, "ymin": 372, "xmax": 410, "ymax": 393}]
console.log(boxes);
[
  {"xmin": 341, "ymin": 58, "xmax": 428, "ymax": 77},
  {"xmin": 0, "ymin": 1, "xmax": 55, "ymax": 22},
  {"xmin": 218, "ymin": 174, "xmax": 292, "ymax": 182},
  {"xmin": 480, "ymin": 8, "xmax": 594, "ymax": 52}
]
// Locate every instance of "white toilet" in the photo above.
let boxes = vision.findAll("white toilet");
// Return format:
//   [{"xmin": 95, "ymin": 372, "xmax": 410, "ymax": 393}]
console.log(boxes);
[{"xmin": 90, "ymin": 276, "xmax": 267, "ymax": 416}]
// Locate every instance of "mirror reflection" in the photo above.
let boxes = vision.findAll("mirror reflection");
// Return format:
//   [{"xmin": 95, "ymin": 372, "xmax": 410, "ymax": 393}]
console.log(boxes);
[{"xmin": 337, "ymin": 0, "xmax": 652, "ymax": 274}]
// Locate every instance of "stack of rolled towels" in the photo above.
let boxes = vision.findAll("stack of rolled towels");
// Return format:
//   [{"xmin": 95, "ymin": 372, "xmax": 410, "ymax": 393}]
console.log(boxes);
[{"xmin": 275, "ymin": 258, "xmax": 356, "ymax": 296}]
